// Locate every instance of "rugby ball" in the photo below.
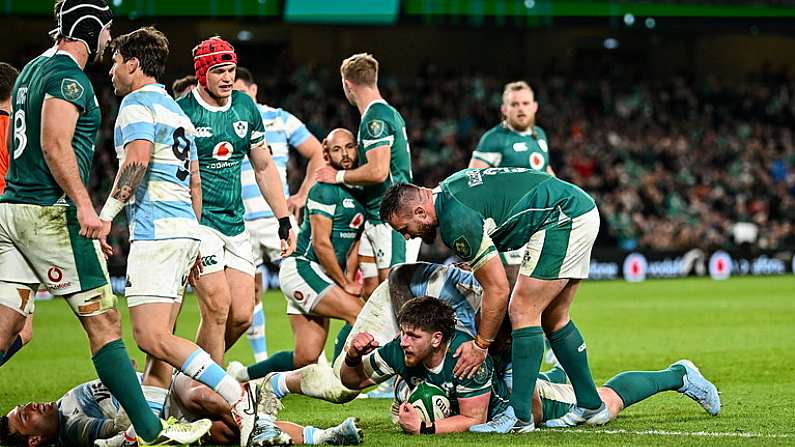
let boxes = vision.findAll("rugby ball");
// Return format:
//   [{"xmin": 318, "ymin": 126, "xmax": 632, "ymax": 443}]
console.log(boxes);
[{"xmin": 408, "ymin": 382, "xmax": 451, "ymax": 423}]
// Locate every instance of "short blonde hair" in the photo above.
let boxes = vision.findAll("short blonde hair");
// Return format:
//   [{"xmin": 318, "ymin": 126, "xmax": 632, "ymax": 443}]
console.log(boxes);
[
  {"xmin": 341, "ymin": 53, "xmax": 379, "ymax": 86},
  {"xmin": 502, "ymin": 81, "xmax": 534, "ymax": 103}
]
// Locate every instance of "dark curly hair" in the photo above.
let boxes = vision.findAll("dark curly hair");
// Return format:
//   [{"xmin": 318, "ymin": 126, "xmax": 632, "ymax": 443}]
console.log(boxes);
[
  {"xmin": 397, "ymin": 296, "xmax": 457, "ymax": 343},
  {"xmin": 0, "ymin": 415, "xmax": 26, "ymax": 446},
  {"xmin": 110, "ymin": 26, "xmax": 169, "ymax": 80}
]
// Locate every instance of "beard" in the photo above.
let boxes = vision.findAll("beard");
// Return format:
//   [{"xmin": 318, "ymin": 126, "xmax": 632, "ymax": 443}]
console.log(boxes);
[
  {"xmin": 416, "ymin": 222, "xmax": 437, "ymax": 244},
  {"xmin": 329, "ymin": 156, "xmax": 354, "ymax": 171}
]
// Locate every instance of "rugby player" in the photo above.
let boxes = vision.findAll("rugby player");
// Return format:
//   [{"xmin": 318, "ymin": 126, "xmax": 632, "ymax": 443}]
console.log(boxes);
[
  {"xmin": 177, "ymin": 37, "xmax": 297, "ymax": 364},
  {"xmin": 468, "ymin": 81, "xmax": 555, "ymax": 289},
  {"xmin": 230, "ymin": 128, "xmax": 365, "ymax": 382},
  {"xmin": 233, "ymin": 66, "xmax": 325, "ymax": 363},
  {"xmin": 316, "ymin": 53, "xmax": 419, "ymax": 297},
  {"xmin": 0, "ymin": 372, "xmax": 363, "ymax": 447},
  {"xmin": 380, "ymin": 168, "xmax": 605, "ymax": 431},
  {"xmin": 0, "ymin": 61, "xmax": 25, "ymax": 367},
  {"xmin": 0, "ymin": 1, "xmax": 208, "ymax": 444},
  {"xmin": 98, "ymin": 27, "xmax": 264, "ymax": 444},
  {"xmin": 340, "ymin": 297, "xmax": 720, "ymax": 436},
  {"xmin": 171, "ymin": 74, "xmax": 197, "ymax": 100}
]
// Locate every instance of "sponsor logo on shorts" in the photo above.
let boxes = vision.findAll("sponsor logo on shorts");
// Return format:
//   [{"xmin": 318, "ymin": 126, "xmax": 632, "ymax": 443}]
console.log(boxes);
[
  {"xmin": 201, "ymin": 255, "xmax": 218, "ymax": 267},
  {"xmin": 212, "ymin": 142, "xmax": 234, "ymax": 161},
  {"xmin": 343, "ymin": 198, "xmax": 356, "ymax": 208},
  {"xmin": 47, "ymin": 267, "xmax": 63, "ymax": 283},
  {"xmin": 294, "ymin": 290, "xmax": 304, "ymax": 302},
  {"xmin": 577, "ymin": 343, "xmax": 586, "ymax": 352},
  {"xmin": 125, "ymin": 277, "xmax": 132, "ymax": 288}
]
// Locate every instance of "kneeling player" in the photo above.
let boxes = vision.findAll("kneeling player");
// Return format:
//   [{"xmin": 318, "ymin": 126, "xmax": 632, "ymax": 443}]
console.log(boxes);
[
  {"xmin": 231, "ymin": 129, "xmax": 365, "ymax": 382},
  {"xmin": 0, "ymin": 373, "xmax": 362, "ymax": 447}
]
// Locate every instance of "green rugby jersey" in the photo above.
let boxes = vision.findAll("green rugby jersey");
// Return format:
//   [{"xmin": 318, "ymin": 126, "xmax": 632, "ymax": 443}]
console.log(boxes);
[
  {"xmin": 2, "ymin": 48, "xmax": 100, "ymax": 205},
  {"xmin": 472, "ymin": 123, "xmax": 550, "ymax": 171},
  {"xmin": 293, "ymin": 183, "xmax": 366, "ymax": 269},
  {"xmin": 177, "ymin": 89, "xmax": 266, "ymax": 236},
  {"xmin": 367, "ymin": 331, "xmax": 510, "ymax": 420},
  {"xmin": 434, "ymin": 168, "xmax": 595, "ymax": 270},
  {"xmin": 357, "ymin": 100, "xmax": 413, "ymax": 222}
]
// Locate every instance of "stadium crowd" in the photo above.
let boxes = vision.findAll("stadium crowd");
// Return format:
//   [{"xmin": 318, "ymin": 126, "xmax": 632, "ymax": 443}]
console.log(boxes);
[{"xmin": 89, "ymin": 61, "xmax": 795, "ymax": 267}]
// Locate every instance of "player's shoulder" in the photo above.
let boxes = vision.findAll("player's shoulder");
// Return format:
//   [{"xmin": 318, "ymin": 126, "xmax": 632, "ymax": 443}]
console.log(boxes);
[
  {"xmin": 445, "ymin": 332, "xmax": 474, "ymax": 364},
  {"xmin": 363, "ymin": 100, "xmax": 400, "ymax": 122},
  {"xmin": 308, "ymin": 182, "xmax": 342, "ymax": 202},
  {"xmin": 231, "ymin": 90, "xmax": 257, "ymax": 110},
  {"xmin": 476, "ymin": 124, "xmax": 507, "ymax": 151}
]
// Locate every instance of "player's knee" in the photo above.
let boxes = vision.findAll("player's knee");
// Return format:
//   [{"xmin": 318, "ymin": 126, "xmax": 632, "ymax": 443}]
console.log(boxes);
[
  {"xmin": 132, "ymin": 327, "xmax": 171, "ymax": 358},
  {"xmin": 228, "ymin": 309, "xmax": 252, "ymax": 334}
]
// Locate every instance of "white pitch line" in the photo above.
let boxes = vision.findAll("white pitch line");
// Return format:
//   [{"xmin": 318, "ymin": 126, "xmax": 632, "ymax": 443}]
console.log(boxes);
[{"xmin": 546, "ymin": 428, "xmax": 795, "ymax": 439}]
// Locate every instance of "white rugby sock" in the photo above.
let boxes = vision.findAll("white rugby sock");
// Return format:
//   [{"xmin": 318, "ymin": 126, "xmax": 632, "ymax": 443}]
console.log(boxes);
[{"xmin": 181, "ymin": 348, "xmax": 242, "ymax": 404}]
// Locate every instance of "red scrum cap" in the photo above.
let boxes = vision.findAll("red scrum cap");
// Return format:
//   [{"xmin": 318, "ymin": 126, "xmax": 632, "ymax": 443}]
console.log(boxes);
[{"xmin": 192, "ymin": 37, "xmax": 237, "ymax": 86}]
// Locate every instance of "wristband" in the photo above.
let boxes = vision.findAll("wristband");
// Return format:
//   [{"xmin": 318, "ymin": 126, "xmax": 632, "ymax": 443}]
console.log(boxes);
[
  {"xmin": 99, "ymin": 197, "xmax": 125, "ymax": 221},
  {"xmin": 277, "ymin": 217, "xmax": 292, "ymax": 240},
  {"xmin": 474, "ymin": 335, "xmax": 492, "ymax": 351},
  {"xmin": 420, "ymin": 421, "xmax": 436, "ymax": 435},
  {"xmin": 344, "ymin": 354, "xmax": 362, "ymax": 367},
  {"xmin": 335, "ymin": 170, "xmax": 347, "ymax": 185}
]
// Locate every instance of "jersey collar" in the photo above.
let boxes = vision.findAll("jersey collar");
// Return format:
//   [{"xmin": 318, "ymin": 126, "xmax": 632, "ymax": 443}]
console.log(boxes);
[
  {"xmin": 192, "ymin": 87, "xmax": 232, "ymax": 112},
  {"xmin": 362, "ymin": 98, "xmax": 388, "ymax": 116},
  {"xmin": 502, "ymin": 121, "xmax": 534, "ymax": 137},
  {"xmin": 54, "ymin": 48, "xmax": 81, "ymax": 67},
  {"xmin": 134, "ymin": 83, "xmax": 166, "ymax": 95}
]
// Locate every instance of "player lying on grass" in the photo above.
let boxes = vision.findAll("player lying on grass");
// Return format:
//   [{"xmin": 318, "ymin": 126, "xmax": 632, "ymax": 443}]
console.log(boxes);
[
  {"xmin": 227, "ymin": 261, "xmax": 485, "ymax": 404},
  {"xmin": 339, "ymin": 296, "xmax": 720, "ymax": 435},
  {"xmin": 0, "ymin": 371, "xmax": 362, "ymax": 447},
  {"xmin": 228, "ymin": 128, "xmax": 366, "ymax": 384}
]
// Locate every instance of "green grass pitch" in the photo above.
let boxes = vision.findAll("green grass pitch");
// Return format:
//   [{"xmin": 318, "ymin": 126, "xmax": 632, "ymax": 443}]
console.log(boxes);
[{"xmin": 1, "ymin": 276, "xmax": 794, "ymax": 446}]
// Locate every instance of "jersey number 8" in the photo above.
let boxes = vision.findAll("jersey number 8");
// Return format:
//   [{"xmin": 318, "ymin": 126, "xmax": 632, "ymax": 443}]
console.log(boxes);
[{"xmin": 171, "ymin": 127, "xmax": 191, "ymax": 181}]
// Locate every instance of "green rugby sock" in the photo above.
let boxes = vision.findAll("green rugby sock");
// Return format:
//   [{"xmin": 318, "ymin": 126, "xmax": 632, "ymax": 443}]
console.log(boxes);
[
  {"xmin": 548, "ymin": 320, "xmax": 602, "ymax": 410},
  {"xmin": 333, "ymin": 324, "xmax": 352, "ymax": 362},
  {"xmin": 510, "ymin": 326, "xmax": 545, "ymax": 422},
  {"xmin": 246, "ymin": 351, "xmax": 294, "ymax": 380},
  {"xmin": 93, "ymin": 339, "xmax": 162, "ymax": 442},
  {"xmin": 603, "ymin": 365, "xmax": 686, "ymax": 407}
]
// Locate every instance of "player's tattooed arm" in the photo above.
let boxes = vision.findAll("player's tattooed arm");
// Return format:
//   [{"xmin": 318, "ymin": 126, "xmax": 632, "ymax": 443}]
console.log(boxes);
[
  {"xmin": 111, "ymin": 162, "xmax": 146, "ymax": 202},
  {"xmin": 99, "ymin": 140, "xmax": 153, "ymax": 222}
]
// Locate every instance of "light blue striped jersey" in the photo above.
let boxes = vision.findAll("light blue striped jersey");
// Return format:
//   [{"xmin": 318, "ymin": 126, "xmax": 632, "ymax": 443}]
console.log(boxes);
[
  {"xmin": 114, "ymin": 83, "xmax": 199, "ymax": 241},
  {"xmin": 241, "ymin": 104, "xmax": 312, "ymax": 220},
  {"xmin": 408, "ymin": 262, "xmax": 483, "ymax": 337},
  {"xmin": 57, "ymin": 373, "xmax": 144, "ymax": 446}
]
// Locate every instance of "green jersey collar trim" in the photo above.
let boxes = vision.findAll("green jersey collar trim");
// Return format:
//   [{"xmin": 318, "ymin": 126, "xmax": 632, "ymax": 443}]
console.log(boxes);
[
  {"xmin": 192, "ymin": 87, "xmax": 232, "ymax": 112},
  {"xmin": 362, "ymin": 98, "xmax": 388, "ymax": 116}
]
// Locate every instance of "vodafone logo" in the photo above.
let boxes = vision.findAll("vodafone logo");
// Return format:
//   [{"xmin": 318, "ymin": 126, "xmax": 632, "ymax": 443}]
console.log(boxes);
[
  {"xmin": 47, "ymin": 267, "xmax": 63, "ymax": 283},
  {"xmin": 529, "ymin": 152, "xmax": 545, "ymax": 171},
  {"xmin": 623, "ymin": 253, "xmax": 647, "ymax": 282},
  {"xmin": 212, "ymin": 141, "xmax": 234, "ymax": 161},
  {"xmin": 708, "ymin": 251, "xmax": 732, "ymax": 280},
  {"xmin": 350, "ymin": 212, "xmax": 364, "ymax": 229}
]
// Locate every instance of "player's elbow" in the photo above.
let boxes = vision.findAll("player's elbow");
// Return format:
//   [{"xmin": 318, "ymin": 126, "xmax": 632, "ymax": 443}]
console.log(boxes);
[{"xmin": 374, "ymin": 166, "xmax": 389, "ymax": 183}]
